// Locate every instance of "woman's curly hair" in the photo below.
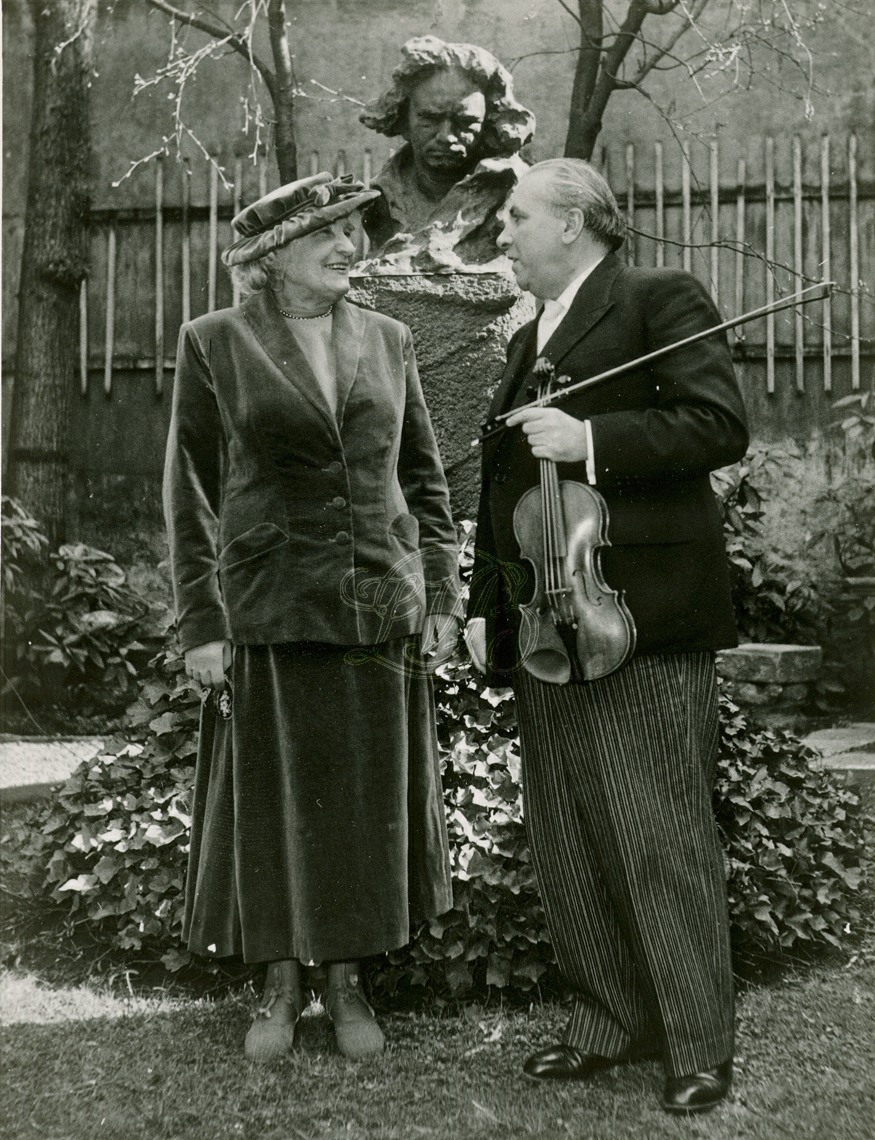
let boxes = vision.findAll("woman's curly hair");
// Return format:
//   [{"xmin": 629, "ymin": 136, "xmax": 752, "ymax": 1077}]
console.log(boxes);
[{"xmin": 360, "ymin": 35, "xmax": 534, "ymax": 159}]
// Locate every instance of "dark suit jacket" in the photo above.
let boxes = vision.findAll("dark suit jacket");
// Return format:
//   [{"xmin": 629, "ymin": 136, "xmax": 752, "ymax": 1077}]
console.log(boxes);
[
  {"xmin": 468, "ymin": 253, "xmax": 749, "ymax": 685},
  {"xmin": 163, "ymin": 293, "xmax": 461, "ymax": 653}
]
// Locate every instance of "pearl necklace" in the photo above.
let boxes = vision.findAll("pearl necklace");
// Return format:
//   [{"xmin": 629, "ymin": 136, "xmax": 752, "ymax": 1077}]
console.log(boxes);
[{"xmin": 276, "ymin": 303, "xmax": 335, "ymax": 320}]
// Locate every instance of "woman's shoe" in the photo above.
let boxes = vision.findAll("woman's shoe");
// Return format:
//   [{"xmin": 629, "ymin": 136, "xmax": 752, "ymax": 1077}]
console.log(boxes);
[
  {"xmin": 325, "ymin": 961, "xmax": 385, "ymax": 1059},
  {"xmin": 244, "ymin": 959, "xmax": 304, "ymax": 1062}
]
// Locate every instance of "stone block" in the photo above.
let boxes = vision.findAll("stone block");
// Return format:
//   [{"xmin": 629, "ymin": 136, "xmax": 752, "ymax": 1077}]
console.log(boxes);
[
  {"xmin": 802, "ymin": 723, "xmax": 875, "ymax": 757},
  {"xmin": 0, "ymin": 736, "xmax": 104, "ymax": 804},
  {"xmin": 722, "ymin": 680, "xmax": 783, "ymax": 705},
  {"xmin": 813, "ymin": 748, "xmax": 875, "ymax": 814},
  {"xmin": 716, "ymin": 643, "xmax": 823, "ymax": 683},
  {"xmin": 350, "ymin": 271, "xmax": 535, "ymax": 519},
  {"xmin": 773, "ymin": 682, "xmax": 810, "ymax": 706}
]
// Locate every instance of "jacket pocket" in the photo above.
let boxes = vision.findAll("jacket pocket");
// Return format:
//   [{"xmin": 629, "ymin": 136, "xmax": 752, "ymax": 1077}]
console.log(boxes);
[
  {"xmin": 389, "ymin": 512, "xmax": 420, "ymax": 548},
  {"xmin": 218, "ymin": 522, "xmax": 289, "ymax": 570}
]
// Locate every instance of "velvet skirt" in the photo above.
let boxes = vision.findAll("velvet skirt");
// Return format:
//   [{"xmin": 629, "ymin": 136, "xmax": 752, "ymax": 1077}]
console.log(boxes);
[{"xmin": 182, "ymin": 638, "xmax": 453, "ymax": 964}]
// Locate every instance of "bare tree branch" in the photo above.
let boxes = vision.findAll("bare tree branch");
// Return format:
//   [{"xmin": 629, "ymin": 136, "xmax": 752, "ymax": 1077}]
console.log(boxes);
[
  {"xmin": 629, "ymin": 0, "xmax": 707, "ymax": 85},
  {"xmin": 560, "ymin": 0, "xmax": 826, "ymax": 158},
  {"xmin": 556, "ymin": 0, "xmax": 582, "ymax": 25},
  {"xmin": 144, "ymin": 0, "xmax": 274, "ymax": 87}
]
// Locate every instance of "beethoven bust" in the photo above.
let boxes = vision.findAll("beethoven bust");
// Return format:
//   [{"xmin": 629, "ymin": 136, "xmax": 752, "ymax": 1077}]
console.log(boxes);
[{"xmin": 359, "ymin": 36, "xmax": 535, "ymax": 271}]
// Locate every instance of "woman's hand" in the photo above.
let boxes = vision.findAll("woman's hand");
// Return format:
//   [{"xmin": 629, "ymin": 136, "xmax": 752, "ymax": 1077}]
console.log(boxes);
[
  {"xmin": 185, "ymin": 640, "xmax": 232, "ymax": 690},
  {"xmin": 421, "ymin": 613, "xmax": 459, "ymax": 673},
  {"xmin": 464, "ymin": 618, "xmax": 487, "ymax": 675}
]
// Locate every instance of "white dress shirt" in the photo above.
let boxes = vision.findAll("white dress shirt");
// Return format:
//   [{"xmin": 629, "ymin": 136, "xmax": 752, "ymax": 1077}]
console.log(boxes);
[{"xmin": 535, "ymin": 261, "xmax": 603, "ymax": 485}]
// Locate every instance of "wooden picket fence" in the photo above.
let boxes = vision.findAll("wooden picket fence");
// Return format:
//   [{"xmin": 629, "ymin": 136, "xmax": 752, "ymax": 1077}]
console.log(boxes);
[
  {"xmin": 78, "ymin": 149, "xmax": 373, "ymax": 399},
  {"xmin": 56, "ymin": 132, "xmax": 874, "ymax": 476},
  {"xmin": 608, "ymin": 134, "xmax": 869, "ymax": 397}
]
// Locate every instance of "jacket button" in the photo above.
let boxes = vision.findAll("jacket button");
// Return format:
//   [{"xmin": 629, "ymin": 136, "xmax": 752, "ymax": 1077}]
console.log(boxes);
[
  {"xmin": 325, "ymin": 460, "xmax": 343, "ymax": 475},
  {"xmin": 332, "ymin": 496, "xmax": 346, "ymax": 508},
  {"xmin": 334, "ymin": 531, "xmax": 351, "ymax": 545}
]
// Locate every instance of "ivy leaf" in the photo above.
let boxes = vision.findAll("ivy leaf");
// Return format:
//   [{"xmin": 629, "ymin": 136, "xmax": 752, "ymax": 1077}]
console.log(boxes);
[
  {"xmin": 149, "ymin": 712, "xmax": 178, "ymax": 735},
  {"xmin": 58, "ymin": 874, "xmax": 99, "ymax": 893},
  {"xmin": 485, "ymin": 954, "xmax": 511, "ymax": 988},
  {"xmin": 161, "ymin": 947, "xmax": 192, "ymax": 973},
  {"xmin": 820, "ymin": 852, "xmax": 862, "ymax": 888}
]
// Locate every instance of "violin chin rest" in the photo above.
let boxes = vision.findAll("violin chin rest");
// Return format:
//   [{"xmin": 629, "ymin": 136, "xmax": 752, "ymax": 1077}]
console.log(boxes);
[{"xmin": 523, "ymin": 651, "xmax": 572, "ymax": 686}]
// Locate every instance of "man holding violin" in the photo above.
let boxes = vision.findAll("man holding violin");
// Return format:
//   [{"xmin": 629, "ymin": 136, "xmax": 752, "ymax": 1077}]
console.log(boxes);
[{"xmin": 465, "ymin": 158, "xmax": 749, "ymax": 1115}]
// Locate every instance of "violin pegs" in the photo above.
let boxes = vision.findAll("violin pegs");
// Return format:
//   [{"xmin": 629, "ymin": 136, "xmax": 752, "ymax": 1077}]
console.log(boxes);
[
  {"xmin": 526, "ymin": 385, "xmax": 539, "ymax": 400},
  {"xmin": 556, "ymin": 374, "xmax": 573, "ymax": 387}
]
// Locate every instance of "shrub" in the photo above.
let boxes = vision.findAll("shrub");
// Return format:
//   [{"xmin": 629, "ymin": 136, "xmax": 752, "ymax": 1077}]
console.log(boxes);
[
  {"xmin": 713, "ymin": 449, "xmax": 875, "ymax": 714},
  {"xmin": 30, "ymin": 647, "xmax": 201, "ymax": 972},
  {"xmin": 716, "ymin": 697, "xmax": 869, "ymax": 958},
  {"xmin": 0, "ymin": 496, "xmax": 155, "ymax": 715},
  {"xmin": 807, "ymin": 397, "xmax": 875, "ymax": 713},
  {"xmin": 713, "ymin": 452, "xmax": 827, "ymax": 646},
  {"xmin": 7, "ymin": 525, "xmax": 870, "ymax": 999},
  {"xmin": 1, "ymin": 496, "xmax": 50, "ymax": 599},
  {"xmin": 378, "ymin": 655, "xmax": 556, "ymax": 998}
]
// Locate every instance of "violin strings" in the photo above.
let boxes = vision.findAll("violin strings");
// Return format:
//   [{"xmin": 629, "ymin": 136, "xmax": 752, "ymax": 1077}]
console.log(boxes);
[
  {"xmin": 542, "ymin": 459, "xmax": 562, "ymax": 608},
  {"xmin": 541, "ymin": 459, "xmax": 553, "ymax": 601}
]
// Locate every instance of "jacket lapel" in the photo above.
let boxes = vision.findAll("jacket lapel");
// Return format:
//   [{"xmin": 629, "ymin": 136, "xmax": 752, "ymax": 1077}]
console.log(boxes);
[
  {"xmin": 241, "ymin": 292, "xmax": 338, "ymax": 434},
  {"xmin": 487, "ymin": 318, "xmax": 538, "ymax": 422},
  {"xmin": 331, "ymin": 298, "xmax": 366, "ymax": 426},
  {"xmin": 481, "ymin": 255, "xmax": 622, "ymax": 472},
  {"xmin": 481, "ymin": 319, "xmax": 538, "ymax": 471},
  {"xmin": 539, "ymin": 253, "xmax": 621, "ymax": 369}
]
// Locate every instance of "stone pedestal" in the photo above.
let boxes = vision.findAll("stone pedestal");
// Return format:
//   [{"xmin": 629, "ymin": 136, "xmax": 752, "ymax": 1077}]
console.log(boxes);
[
  {"xmin": 717, "ymin": 643, "xmax": 823, "ymax": 724},
  {"xmin": 350, "ymin": 271, "xmax": 535, "ymax": 520},
  {"xmin": 803, "ymin": 723, "xmax": 875, "ymax": 812}
]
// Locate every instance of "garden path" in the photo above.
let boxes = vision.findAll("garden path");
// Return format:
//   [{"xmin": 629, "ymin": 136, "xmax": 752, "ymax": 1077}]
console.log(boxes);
[{"xmin": 1, "ymin": 724, "xmax": 874, "ymax": 805}]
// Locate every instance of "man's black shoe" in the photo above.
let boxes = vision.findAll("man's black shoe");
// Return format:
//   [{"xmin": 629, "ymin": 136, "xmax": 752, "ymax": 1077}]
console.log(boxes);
[
  {"xmin": 523, "ymin": 1044, "xmax": 620, "ymax": 1082},
  {"xmin": 661, "ymin": 1059, "xmax": 732, "ymax": 1114}
]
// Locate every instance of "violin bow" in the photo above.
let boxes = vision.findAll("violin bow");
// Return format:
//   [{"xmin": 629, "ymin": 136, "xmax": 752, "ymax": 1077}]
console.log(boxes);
[{"xmin": 473, "ymin": 281, "xmax": 834, "ymax": 448}]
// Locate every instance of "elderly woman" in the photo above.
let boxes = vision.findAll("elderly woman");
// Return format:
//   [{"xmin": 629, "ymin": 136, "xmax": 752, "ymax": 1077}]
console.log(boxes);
[{"xmin": 163, "ymin": 173, "xmax": 462, "ymax": 1062}]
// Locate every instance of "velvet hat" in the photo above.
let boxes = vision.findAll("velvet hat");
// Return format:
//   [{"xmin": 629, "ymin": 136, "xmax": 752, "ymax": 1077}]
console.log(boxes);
[{"xmin": 221, "ymin": 172, "xmax": 380, "ymax": 267}]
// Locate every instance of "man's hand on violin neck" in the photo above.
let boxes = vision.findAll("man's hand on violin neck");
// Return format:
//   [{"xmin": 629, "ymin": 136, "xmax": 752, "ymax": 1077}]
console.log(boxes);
[{"xmin": 505, "ymin": 407, "xmax": 589, "ymax": 464}]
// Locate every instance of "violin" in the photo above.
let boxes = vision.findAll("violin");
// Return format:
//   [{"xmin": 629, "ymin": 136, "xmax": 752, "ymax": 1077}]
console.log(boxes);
[{"xmin": 512, "ymin": 357, "xmax": 636, "ymax": 684}]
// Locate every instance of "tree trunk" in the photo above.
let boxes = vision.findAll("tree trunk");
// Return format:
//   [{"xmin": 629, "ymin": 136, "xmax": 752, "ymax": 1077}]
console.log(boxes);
[
  {"xmin": 564, "ymin": 0, "xmax": 604, "ymax": 161},
  {"xmin": 564, "ymin": 0, "xmax": 655, "ymax": 161},
  {"xmin": 7, "ymin": 0, "xmax": 96, "ymax": 544},
  {"xmin": 565, "ymin": 112, "xmax": 604, "ymax": 163},
  {"xmin": 273, "ymin": 87, "xmax": 298, "ymax": 183},
  {"xmin": 268, "ymin": 0, "xmax": 298, "ymax": 182}
]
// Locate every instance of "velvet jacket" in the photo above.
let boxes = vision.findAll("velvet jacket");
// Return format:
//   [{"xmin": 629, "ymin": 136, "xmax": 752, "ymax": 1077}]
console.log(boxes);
[
  {"xmin": 468, "ymin": 253, "xmax": 749, "ymax": 686},
  {"xmin": 163, "ymin": 293, "xmax": 461, "ymax": 653}
]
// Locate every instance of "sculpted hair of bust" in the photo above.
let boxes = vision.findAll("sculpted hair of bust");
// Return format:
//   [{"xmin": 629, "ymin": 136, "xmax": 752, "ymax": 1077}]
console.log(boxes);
[{"xmin": 360, "ymin": 35, "xmax": 534, "ymax": 160}]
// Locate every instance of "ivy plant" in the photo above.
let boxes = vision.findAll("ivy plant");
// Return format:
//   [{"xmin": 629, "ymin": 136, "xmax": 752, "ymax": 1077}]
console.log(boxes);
[
  {"xmin": 1, "ymin": 496, "xmax": 155, "ymax": 716},
  {"xmin": 6, "ymin": 523, "xmax": 869, "ymax": 999}
]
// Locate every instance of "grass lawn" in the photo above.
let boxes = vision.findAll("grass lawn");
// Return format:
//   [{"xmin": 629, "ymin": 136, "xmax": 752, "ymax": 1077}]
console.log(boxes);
[{"xmin": 2, "ymin": 950, "xmax": 874, "ymax": 1140}]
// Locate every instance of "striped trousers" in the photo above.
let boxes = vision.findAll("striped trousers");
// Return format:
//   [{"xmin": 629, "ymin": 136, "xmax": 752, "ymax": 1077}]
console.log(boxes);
[{"xmin": 516, "ymin": 650, "xmax": 734, "ymax": 1076}]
